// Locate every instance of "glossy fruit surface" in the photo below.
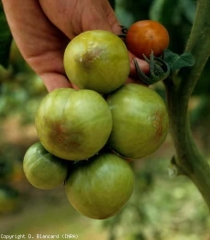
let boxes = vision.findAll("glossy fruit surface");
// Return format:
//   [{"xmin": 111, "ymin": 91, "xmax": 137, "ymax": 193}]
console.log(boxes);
[
  {"xmin": 23, "ymin": 142, "xmax": 68, "ymax": 189},
  {"xmin": 126, "ymin": 20, "xmax": 169, "ymax": 59},
  {"xmin": 65, "ymin": 152, "xmax": 134, "ymax": 219},
  {"xmin": 35, "ymin": 88, "xmax": 112, "ymax": 160},
  {"xmin": 64, "ymin": 30, "xmax": 130, "ymax": 94},
  {"xmin": 107, "ymin": 83, "xmax": 169, "ymax": 159}
]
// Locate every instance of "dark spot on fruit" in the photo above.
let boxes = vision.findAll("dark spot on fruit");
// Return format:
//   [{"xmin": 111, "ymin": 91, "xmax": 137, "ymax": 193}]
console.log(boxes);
[
  {"xmin": 79, "ymin": 46, "xmax": 104, "ymax": 69},
  {"xmin": 45, "ymin": 119, "xmax": 82, "ymax": 150}
]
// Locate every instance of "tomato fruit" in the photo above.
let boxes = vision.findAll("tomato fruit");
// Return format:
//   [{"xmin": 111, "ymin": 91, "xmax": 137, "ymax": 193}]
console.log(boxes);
[
  {"xmin": 107, "ymin": 83, "xmax": 169, "ymax": 159},
  {"xmin": 126, "ymin": 20, "xmax": 169, "ymax": 59},
  {"xmin": 64, "ymin": 30, "xmax": 130, "ymax": 94},
  {"xmin": 65, "ymin": 152, "xmax": 134, "ymax": 219},
  {"xmin": 23, "ymin": 142, "xmax": 68, "ymax": 189},
  {"xmin": 35, "ymin": 88, "xmax": 112, "ymax": 160}
]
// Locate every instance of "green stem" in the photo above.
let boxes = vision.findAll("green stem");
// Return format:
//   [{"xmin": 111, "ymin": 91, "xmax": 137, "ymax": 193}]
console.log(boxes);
[{"xmin": 164, "ymin": 0, "xmax": 210, "ymax": 209}]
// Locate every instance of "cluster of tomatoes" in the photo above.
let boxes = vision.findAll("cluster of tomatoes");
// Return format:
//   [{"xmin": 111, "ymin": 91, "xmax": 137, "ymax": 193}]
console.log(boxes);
[{"xmin": 23, "ymin": 20, "xmax": 169, "ymax": 219}]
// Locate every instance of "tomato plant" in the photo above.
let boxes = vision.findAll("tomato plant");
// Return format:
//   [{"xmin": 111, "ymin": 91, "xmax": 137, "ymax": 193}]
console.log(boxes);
[
  {"xmin": 35, "ymin": 88, "xmax": 112, "ymax": 161},
  {"xmin": 107, "ymin": 83, "xmax": 169, "ymax": 160},
  {"xmin": 126, "ymin": 20, "xmax": 169, "ymax": 59},
  {"xmin": 23, "ymin": 142, "xmax": 68, "ymax": 189},
  {"xmin": 64, "ymin": 30, "xmax": 130, "ymax": 94},
  {"xmin": 65, "ymin": 152, "xmax": 134, "ymax": 219}
]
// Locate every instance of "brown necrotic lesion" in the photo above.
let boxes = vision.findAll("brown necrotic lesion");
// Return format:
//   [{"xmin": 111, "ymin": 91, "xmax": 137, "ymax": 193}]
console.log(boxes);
[{"xmin": 79, "ymin": 46, "xmax": 104, "ymax": 70}]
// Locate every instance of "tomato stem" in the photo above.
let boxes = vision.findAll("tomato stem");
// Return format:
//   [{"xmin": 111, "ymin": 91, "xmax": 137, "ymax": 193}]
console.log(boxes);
[
  {"xmin": 133, "ymin": 52, "xmax": 170, "ymax": 85},
  {"xmin": 118, "ymin": 25, "xmax": 128, "ymax": 41},
  {"xmin": 164, "ymin": 0, "xmax": 210, "ymax": 210}
]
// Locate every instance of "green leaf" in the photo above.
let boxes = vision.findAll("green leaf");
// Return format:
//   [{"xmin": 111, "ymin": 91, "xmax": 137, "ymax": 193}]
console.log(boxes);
[
  {"xmin": 164, "ymin": 49, "xmax": 195, "ymax": 72},
  {"xmin": 0, "ymin": 2, "xmax": 13, "ymax": 69}
]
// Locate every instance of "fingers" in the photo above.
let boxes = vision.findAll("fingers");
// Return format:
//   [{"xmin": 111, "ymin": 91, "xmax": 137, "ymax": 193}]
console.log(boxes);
[
  {"xmin": 39, "ymin": 0, "xmax": 114, "ymax": 39},
  {"xmin": 40, "ymin": 73, "xmax": 72, "ymax": 92},
  {"xmin": 3, "ymin": 0, "xmax": 149, "ymax": 91},
  {"xmin": 2, "ymin": 0, "xmax": 72, "ymax": 92}
]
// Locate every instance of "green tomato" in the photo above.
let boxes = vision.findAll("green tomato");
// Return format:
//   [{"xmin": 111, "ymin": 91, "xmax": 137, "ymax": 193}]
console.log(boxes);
[
  {"xmin": 35, "ymin": 88, "xmax": 112, "ymax": 160},
  {"xmin": 23, "ymin": 142, "xmax": 68, "ymax": 189},
  {"xmin": 65, "ymin": 152, "xmax": 134, "ymax": 219},
  {"xmin": 64, "ymin": 30, "xmax": 130, "ymax": 94},
  {"xmin": 107, "ymin": 83, "xmax": 169, "ymax": 159}
]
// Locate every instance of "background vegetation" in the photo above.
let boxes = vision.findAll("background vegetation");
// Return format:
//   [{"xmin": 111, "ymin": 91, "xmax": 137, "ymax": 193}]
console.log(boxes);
[{"xmin": 0, "ymin": 0, "xmax": 209, "ymax": 239}]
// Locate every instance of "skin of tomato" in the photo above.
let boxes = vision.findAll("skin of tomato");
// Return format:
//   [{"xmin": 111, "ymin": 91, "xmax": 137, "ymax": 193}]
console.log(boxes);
[
  {"xmin": 23, "ymin": 142, "xmax": 68, "ymax": 189},
  {"xmin": 65, "ymin": 152, "xmax": 135, "ymax": 219},
  {"xmin": 126, "ymin": 20, "xmax": 169, "ymax": 59},
  {"xmin": 107, "ymin": 83, "xmax": 169, "ymax": 160},
  {"xmin": 35, "ymin": 88, "xmax": 113, "ymax": 161},
  {"xmin": 64, "ymin": 30, "xmax": 130, "ymax": 94}
]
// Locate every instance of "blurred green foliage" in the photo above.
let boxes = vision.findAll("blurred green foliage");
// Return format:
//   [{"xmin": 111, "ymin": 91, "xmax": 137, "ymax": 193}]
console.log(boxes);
[{"xmin": 0, "ymin": 42, "xmax": 47, "ymax": 121}]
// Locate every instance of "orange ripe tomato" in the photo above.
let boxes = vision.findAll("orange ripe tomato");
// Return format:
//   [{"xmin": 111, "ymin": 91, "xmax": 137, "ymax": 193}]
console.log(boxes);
[{"xmin": 126, "ymin": 20, "xmax": 169, "ymax": 59}]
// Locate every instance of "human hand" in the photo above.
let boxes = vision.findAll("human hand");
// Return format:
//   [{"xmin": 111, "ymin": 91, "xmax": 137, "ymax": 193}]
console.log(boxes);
[{"xmin": 2, "ymin": 0, "xmax": 149, "ymax": 91}]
